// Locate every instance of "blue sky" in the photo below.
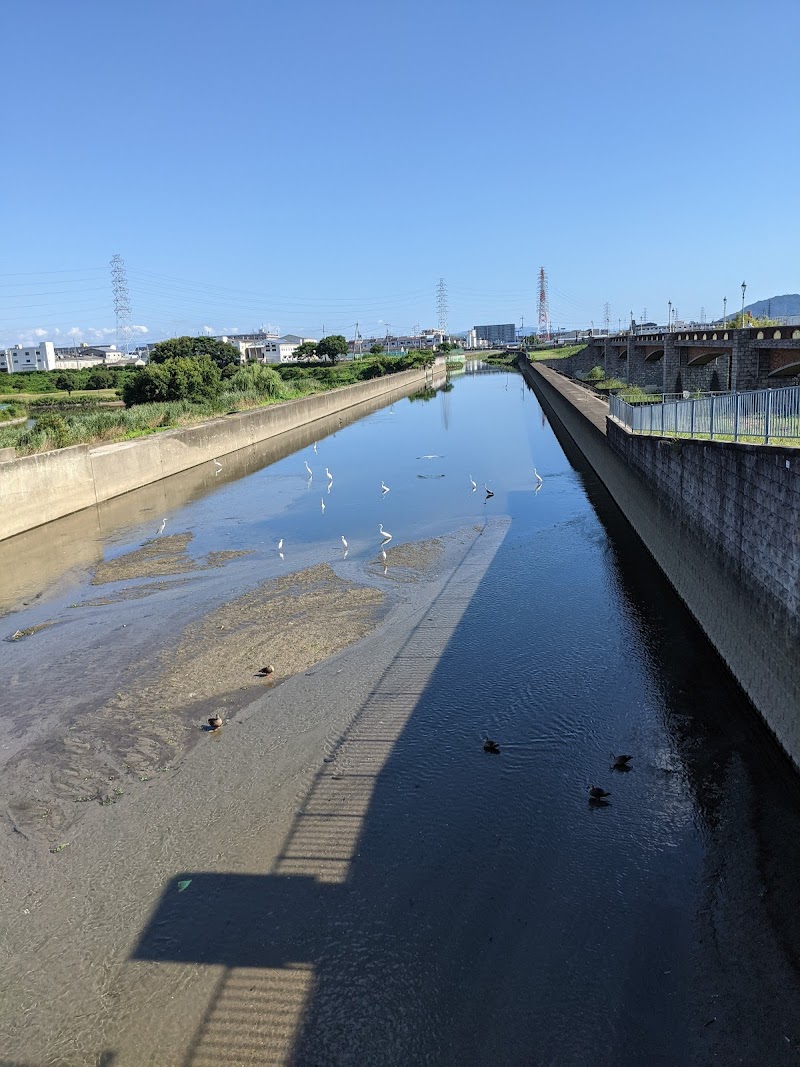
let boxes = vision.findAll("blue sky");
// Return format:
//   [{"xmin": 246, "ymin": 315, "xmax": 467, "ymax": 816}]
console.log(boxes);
[{"xmin": 2, "ymin": 0, "xmax": 798, "ymax": 347}]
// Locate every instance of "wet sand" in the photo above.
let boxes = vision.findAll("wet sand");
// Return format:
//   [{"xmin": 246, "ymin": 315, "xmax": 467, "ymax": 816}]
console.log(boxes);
[
  {"xmin": 3, "ymin": 558, "xmax": 387, "ymax": 844},
  {"xmin": 0, "ymin": 523, "xmax": 493, "ymax": 1066}
]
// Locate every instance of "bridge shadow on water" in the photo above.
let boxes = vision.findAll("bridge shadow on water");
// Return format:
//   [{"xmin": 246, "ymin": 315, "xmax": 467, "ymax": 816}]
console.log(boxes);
[{"xmin": 131, "ymin": 417, "xmax": 800, "ymax": 1066}]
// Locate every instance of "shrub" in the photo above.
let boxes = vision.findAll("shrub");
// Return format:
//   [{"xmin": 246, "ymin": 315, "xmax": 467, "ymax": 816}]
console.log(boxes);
[
  {"xmin": 123, "ymin": 357, "xmax": 222, "ymax": 405},
  {"xmin": 229, "ymin": 364, "xmax": 286, "ymax": 398},
  {"xmin": 586, "ymin": 366, "xmax": 606, "ymax": 381},
  {"xmin": 34, "ymin": 413, "xmax": 70, "ymax": 449}
]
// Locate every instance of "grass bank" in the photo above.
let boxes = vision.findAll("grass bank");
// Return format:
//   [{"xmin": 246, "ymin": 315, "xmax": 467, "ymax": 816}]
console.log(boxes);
[{"xmin": 0, "ymin": 354, "xmax": 432, "ymax": 456}]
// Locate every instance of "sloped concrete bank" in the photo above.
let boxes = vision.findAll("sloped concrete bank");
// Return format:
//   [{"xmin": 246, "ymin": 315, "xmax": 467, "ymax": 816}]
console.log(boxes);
[
  {"xmin": 522, "ymin": 359, "xmax": 800, "ymax": 771},
  {"xmin": 0, "ymin": 366, "xmax": 441, "ymax": 541}
]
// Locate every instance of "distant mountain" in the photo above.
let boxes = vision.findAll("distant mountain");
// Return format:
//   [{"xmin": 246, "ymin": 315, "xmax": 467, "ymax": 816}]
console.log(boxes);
[{"xmin": 742, "ymin": 294, "xmax": 800, "ymax": 319}]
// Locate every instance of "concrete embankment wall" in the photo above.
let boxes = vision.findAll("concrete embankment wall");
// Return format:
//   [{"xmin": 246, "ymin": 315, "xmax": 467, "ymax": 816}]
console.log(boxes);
[
  {"xmin": 0, "ymin": 366, "xmax": 438, "ymax": 541},
  {"xmin": 606, "ymin": 422, "xmax": 799, "ymax": 636},
  {"xmin": 522, "ymin": 359, "xmax": 800, "ymax": 771}
]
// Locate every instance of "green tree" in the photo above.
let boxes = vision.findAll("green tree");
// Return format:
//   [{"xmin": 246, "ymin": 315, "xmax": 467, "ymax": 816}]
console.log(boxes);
[
  {"xmin": 148, "ymin": 335, "xmax": 241, "ymax": 370},
  {"xmin": 317, "ymin": 335, "xmax": 348, "ymax": 364},
  {"xmin": 55, "ymin": 373, "xmax": 74, "ymax": 395},
  {"xmin": 85, "ymin": 367, "xmax": 114, "ymax": 390},
  {"xmin": 369, "ymin": 343, "xmax": 385, "ymax": 355},
  {"xmin": 122, "ymin": 357, "xmax": 222, "ymax": 406},
  {"xmin": 292, "ymin": 340, "xmax": 318, "ymax": 361}
]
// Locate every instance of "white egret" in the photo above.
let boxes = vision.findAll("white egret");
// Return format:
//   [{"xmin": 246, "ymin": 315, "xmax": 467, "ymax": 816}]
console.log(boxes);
[
  {"xmin": 325, "ymin": 467, "xmax": 333, "ymax": 481},
  {"xmin": 341, "ymin": 535, "xmax": 348, "ymax": 550},
  {"xmin": 157, "ymin": 518, "xmax": 166, "ymax": 536},
  {"xmin": 304, "ymin": 460, "xmax": 313, "ymax": 477},
  {"xmin": 213, "ymin": 459, "xmax": 223, "ymax": 475},
  {"xmin": 277, "ymin": 538, "xmax": 284, "ymax": 551},
  {"xmin": 381, "ymin": 481, "xmax": 390, "ymax": 494},
  {"xmin": 469, "ymin": 475, "xmax": 477, "ymax": 492},
  {"xmin": 379, "ymin": 523, "xmax": 392, "ymax": 544},
  {"xmin": 381, "ymin": 548, "xmax": 387, "ymax": 562},
  {"xmin": 534, "ymin": 466, "xmax": 543, "ymax": 487},
  {"xmin": 313, "ymin": 442, "xmax": 318, "ymax": 453},
  {"xmin": 321, "ymin": 497, "xmax": 326, "ymax": 512},
  {"xmin": 484, "ymin": 484, "xmax": 494, "ymax": 499}
]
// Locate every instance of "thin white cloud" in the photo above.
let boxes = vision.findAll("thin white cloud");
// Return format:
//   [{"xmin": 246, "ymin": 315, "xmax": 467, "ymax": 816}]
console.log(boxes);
[{"xmin": 202, "ymin": 325, "xmax": 216, "ymax": 335}]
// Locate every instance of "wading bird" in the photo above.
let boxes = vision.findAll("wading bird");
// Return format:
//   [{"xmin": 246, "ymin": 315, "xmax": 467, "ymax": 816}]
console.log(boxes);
[
  {"xmin": 484, "ymin": 484, "xmax": 494, "ymax": 499},
  {"xmin": 304, "ymin": 460, "xmax": 313, "ymax": 477},
  {"xmin": 379, "ymin": 523, "xmax": 392, "ymax": 544},
  {"xmin": 381, "ymin": 481, "xmax": 390, "ymax": 494},
  {"xmin": 157, "ymin": 518, "xmax": 166, "ymax": 536},
  {"xmin": 534, "ymin": 466, "xmax": 543, "ymax": 487},
  {"xmin": 213, "ymin": 459, "xmax": 223, "ymax": 475},
  {"xmin": 277, "ymin": 538, "xmax": 283, "ymax": 551},
  {"xmin": 341, "ymin": 535, "xmax": 348, "ymax": 557},
  {"xmin": 313, "ymin": 442, "xmax": 317, "ymax": 453},
  {"xmin": 469, "ymin": 475, "xmax": 477, "ymax": 492},
  {"xmin": 321, "ymin": 497, "xmax": 326, "ymax": 512},
  {"xmin": 325, "ymin": 467, "xmax": 333, "ymax": 482}
]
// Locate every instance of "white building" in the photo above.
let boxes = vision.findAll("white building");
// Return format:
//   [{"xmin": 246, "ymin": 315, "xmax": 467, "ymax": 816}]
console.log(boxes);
[{"xmin": 1, "ymin": 341, "xmax": 57, "ymax": 373}]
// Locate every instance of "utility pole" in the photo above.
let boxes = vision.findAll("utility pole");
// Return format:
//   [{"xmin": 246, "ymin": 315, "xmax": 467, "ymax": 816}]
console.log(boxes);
[
  {"xmin": 723, "ymin": 296, "xmax": 727, "ymax": 327},
  {"xmin": 667, "ymin": 301, "xmax": 672, "ymax": 333}
]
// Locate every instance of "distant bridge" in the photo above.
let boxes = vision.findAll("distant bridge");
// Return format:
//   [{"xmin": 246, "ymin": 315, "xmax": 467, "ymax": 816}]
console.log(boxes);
[{"xmin": 555, "ymin": 326, "xmax": 800, "ymax": 394}]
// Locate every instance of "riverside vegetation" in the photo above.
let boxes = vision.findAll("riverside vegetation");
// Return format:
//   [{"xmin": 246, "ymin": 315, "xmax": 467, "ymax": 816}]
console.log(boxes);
[{"xmin": 0, "ymin": 340, "xmax": 435, "ymax": 456}]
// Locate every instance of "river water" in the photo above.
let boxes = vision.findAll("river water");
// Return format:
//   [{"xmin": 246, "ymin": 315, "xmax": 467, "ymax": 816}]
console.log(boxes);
[{"xmin": 4, "ymin": 364, "xmax": 800, "ymax": 1066}]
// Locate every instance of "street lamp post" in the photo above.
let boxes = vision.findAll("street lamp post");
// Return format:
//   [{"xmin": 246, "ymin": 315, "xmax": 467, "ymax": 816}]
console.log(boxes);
[
  {"xmin": 740, "ymin": 281, "xmax": 747, "ymax": 329},
  {"xmin": 723, "ymin": 297, "xmax": 727, "ymax": 328},
  {"xmin": 668, "ymin": 300, "xmax": 672, "ymax": 333}
]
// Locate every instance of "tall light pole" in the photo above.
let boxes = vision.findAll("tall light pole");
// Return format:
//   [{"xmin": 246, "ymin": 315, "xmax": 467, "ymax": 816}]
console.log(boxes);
[
  {"xmin": 723, "ymin": 297, "xmax": 727, "ymax": 328},
  {"xmin": 740, "ymin": 281, "xmax": 747, "ymax": 328},
  {"xmin": 668, "ymin": 300, "xmax": 672, "ymax": 333}
]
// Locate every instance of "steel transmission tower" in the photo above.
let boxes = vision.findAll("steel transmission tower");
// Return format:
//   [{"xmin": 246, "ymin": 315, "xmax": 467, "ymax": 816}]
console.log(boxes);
[
  {"xmin": 603, "ymin": 302, "xmax": 611, "ymax": 334},
  {"xmin": 110, "ymin": 254, "xmax": 132, "ymax": 353},
  {"xmin": 436, "ymin": 278, "xmax": 448, "ymax": 335},
  {"xmin": 537, "ymin": 267, "xmax": 550, "ymax": 341}
]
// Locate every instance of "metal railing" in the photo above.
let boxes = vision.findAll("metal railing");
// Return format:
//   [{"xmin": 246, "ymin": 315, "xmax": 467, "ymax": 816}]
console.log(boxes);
[{"xmin": 608, "ymin": 385, "xmax": 800, "ymax": 445}]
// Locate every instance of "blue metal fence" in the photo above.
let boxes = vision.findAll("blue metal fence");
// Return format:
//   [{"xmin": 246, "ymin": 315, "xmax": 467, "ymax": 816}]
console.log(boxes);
[{"xmin": 608, "ymin": 386, "xmax": 800, "ymax": 445}]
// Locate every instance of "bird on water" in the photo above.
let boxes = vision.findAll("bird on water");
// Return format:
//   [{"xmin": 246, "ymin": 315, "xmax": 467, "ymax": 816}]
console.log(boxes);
[
  {"xmin": 379, "ymin": 523, "xmax": 392, "ymax": 544},
  {"xmin": 381, "ymin": 481, "xmax": 390, "ymax": 494},
  {"xmin": 611, "ymin": 753, "xmax": 633, "ymax": 770},
  {"xmin": 341, "ymin": 535, "xmax": 348, "ymax": 554},
  {"xmin": 588, "ymin": 785, "xmax": 611, "ymax": 800},
  {"xmin": 304, "ymin": 460, "xmax": 313, "ymax": 478},
  {"xmin": 469, "ymin": 475, "xmax": 477, "ymax": 492},
  {"xmin": 483, "ymin": 737, "xmax": 501, "ymax": 754},
  {"xmin": 484, "ymin": 484, "xmax": 494, "ymax": 499},
  {"xmin": 534, "ymin": 466, "xmax": 543, "ymax": 487}
]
